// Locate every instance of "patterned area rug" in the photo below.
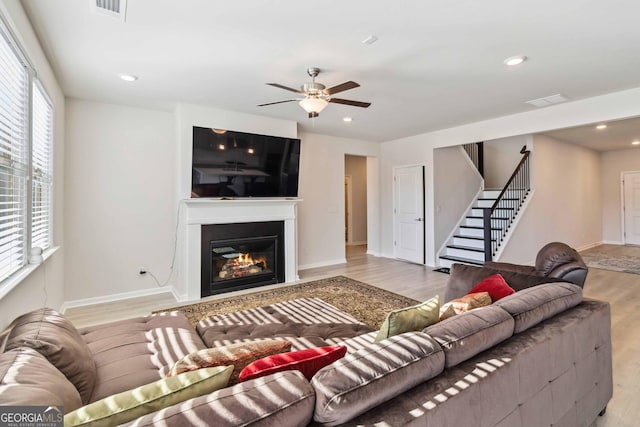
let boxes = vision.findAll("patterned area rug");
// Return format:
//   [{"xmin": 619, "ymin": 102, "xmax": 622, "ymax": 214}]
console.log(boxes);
[
  {"xmin": 156, "ymin": 276, "xmax": 419, "ymax": 328},
  {"xmin": 581, "ymin": 252, "xmax": 640, "ymax": 275}
]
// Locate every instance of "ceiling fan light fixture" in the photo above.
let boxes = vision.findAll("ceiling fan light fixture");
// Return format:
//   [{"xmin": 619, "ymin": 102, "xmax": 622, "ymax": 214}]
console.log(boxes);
[{"xmin": 299, "ymin": 97, "xmax": 329, "ymax": 114}]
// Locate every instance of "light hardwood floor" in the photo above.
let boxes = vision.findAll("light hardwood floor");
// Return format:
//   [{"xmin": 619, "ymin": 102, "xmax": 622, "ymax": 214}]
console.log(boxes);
[{"xmin": 64, "ymin": 244, "xmax": 640, "ymax": 427}]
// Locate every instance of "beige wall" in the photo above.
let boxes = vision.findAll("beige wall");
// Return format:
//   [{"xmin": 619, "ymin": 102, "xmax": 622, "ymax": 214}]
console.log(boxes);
[
  {"xmin": 0, "ymin": 1, "xmax": 65, "ymax": 329},
  {"xmin": 64, "ymin": 100, "xmax": 175, "ymax": 303},
  {"xmin": 499, "ymin": 135, "xmax": 602, "ymax": 263},
  {"xmin": 601, "ymin": 148, "xmax": 640, "ymax": 243},
  {"xmin": 433, "ymin": 146, "xmax": 482, "ymax": 253},
  {"xmin": 345, "ymin": 155, "xmax": 368, "ymax": 245},
  {"xmin": 297, "ymin": 133, "xmax": 379, "ymax": 269},
  {"xmin": 483, "ymin": 135, "xmax": 529, "ymax": 189}
]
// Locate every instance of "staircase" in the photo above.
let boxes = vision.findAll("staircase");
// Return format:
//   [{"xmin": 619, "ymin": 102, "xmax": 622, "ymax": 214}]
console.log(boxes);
[
  {"xmin": 438, "ymin": 145, "xmax": 531, "ymax": 269},
  {"xmin": 439, "ymin": 190, "xmax": 502, "ymax": 268}
]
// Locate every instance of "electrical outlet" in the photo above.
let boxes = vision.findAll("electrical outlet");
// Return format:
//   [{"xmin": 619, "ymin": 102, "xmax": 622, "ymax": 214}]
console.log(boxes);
[{"xmin": 138, "ymin": 267, "xmax": 147, "ymax": 275}]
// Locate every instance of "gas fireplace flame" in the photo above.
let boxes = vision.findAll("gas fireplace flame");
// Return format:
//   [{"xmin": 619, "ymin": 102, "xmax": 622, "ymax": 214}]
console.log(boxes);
[{"xmin": 218, "ymin": 252, "xmax": 269, "ymax": 279}]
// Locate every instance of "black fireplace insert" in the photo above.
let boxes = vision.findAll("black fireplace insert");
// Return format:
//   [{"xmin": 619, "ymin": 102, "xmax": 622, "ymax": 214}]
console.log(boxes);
[{"xmin": 201, "ymin": 221, "xmax": 285, "ymax": 297}]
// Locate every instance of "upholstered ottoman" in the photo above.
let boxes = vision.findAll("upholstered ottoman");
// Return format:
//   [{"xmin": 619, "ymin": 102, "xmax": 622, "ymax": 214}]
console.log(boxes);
[{"xmin": 196, "ymin": 297, "xmax": 375, "ymax": 351}]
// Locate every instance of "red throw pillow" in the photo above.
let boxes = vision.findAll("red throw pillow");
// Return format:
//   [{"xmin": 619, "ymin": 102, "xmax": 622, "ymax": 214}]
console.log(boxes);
[
  {"xmin": 238, "ymin": 345, "xmax": 347, "ymax": 382},
  {"xmin": 467, "ymin": 274, "xmax": 515, "ymax": 301}
]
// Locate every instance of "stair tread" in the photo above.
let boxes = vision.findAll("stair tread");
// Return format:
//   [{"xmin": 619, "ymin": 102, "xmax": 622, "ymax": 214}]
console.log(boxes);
[
  {"xmin": 453, "ymin": 235, "xmax": 496, "ymax": 241},
  {"xmin": 439, "ymin": 255, "xmax": 485, "ymax": 266},
  {"xmin": 446, "ymin": 244, "xmax": 484, "ymax": 252},
  {"xmin": 473, "ymin": 207, "xmax": 516, "ymax": 211},
  {"xmin": 460, "ymin": 225, "xmax": 502, "ymax": 231},
  {"xmin": 466, "ymin": 215, "xmax": 511, "ymax": 220},
  {"xmin": 477, "ymin": 197, "xmax": 520, "ymax": 201}
]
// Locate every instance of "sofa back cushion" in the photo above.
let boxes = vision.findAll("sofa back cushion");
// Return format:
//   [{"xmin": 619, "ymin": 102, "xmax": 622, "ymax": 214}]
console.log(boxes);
[
  {"xmin": 423, "ymin": 305, "xmax": 514, "ymax": 368},
  {"xmin": 0, "ymin": 347, "xmax": 82, "ymax": 411},
  {"xmin": 311, "ymin": 331, "xmax": 444, "ymax": 427},
  {"xmin": 3, "ymin": 308, "xmax": 97, "ymax": 404},
  {"xmin": 495, "ymin": 282, "xmax": 583, "ymax": 333}
]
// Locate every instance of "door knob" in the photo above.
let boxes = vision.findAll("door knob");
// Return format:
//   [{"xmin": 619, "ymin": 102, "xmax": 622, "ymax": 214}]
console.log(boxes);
[{"xmin": 415, "ymin": 218, "xmax": 423, "ymax": 222}]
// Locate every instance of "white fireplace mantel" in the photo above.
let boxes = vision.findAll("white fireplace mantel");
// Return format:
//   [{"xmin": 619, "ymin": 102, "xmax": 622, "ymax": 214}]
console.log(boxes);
[{"xmin": 178, "ymin": 198, "xmax": 301, "ymax": 301}]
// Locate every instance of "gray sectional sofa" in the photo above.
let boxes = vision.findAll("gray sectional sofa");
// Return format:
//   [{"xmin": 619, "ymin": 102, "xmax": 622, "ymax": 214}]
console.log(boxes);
[{"xmin": 0, "ymin": 280, "xmax": 612, "ymax": 426}]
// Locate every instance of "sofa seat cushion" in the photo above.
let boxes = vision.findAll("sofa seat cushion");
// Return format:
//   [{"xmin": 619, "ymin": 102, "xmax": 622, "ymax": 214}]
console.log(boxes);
[
  {"xmin": 168, "ymin": 339, "xmax": 292, "ymax": 384},
  {"xmin": 120, "ymin": 370, "xmax": 315, "ymax": 427},
  {"xmin": 0, "ymin": 347, "xmax": 83, "ymax": 411},
  {"xmin": 423, "ymin": 305, "xmax": 515, "ymax": 368},
  {"xmin": 65, "ymin": 366, "xmax": 233, "ymax": 427},
  {"xmin": 197, "ymin": 298, "xmax": 375, "ymax": 351},
  {"xmin": 2, "ymin": 307, "xmax": 97, "ymax": 404},
  {"xmin": 79, "ymin": 311, "xmax": 207, "ymax": 402},
  {"xmin": 311, "ymin": 331, "xmax": 444, "ymax": 427},
  {"xmin": 496, "ymin": 282, "xmax": 583, "ymax": 333}
]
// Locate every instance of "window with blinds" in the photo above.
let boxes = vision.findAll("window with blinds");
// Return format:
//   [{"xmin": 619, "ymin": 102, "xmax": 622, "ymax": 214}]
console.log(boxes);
[
  {"xmin": 0, "ymin": 18, "xmax": 54, "ymax": 284},
  {"xmin": 31, "ymin": 82, "xmax": 53, "ymax": 250}
]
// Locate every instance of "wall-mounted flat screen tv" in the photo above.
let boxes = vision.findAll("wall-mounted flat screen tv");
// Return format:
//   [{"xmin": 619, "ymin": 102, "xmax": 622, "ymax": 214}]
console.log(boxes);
[{"xmin": 191, "ymin": 127, "xmax": 300, "ymax": 198}]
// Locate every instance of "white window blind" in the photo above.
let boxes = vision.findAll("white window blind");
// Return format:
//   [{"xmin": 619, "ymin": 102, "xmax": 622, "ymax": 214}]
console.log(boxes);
[
  {"xmin": 31, "ymin": 82, "xmax": 53, "ymax": 250},
  {"xmin": 0, "ymin": 27, "xmax": 28, "ymax": 281}
]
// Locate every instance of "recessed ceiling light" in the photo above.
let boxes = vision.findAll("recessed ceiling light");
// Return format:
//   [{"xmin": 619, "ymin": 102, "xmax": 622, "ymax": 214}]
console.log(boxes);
[
  {"xmin": 504, "ymin": 55, "xmax": 527, "ymax": 66},
  {"xmin": 118, "ymin": 73, "xmax": 138, "ymax": 82},
  {"xmin": 632, "ymin": 140, "xmax": 640, "ymax": 146},
  {"xmin": 362, "ymin": 35, "xmax": 378, "ymax": 45},
  {"xmin": 343, "ymin": 117, "xmax": 353, "ymax": 123},
  {"xmin": 596, "ymin": 124, "xmax": 607, "ymax": 130}
]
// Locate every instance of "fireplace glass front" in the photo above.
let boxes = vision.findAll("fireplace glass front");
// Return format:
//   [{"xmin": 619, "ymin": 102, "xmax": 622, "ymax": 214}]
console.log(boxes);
[
  {"xmin": 211, "ymin": 237, "xmax": 276, "ymax": 284},
  {"xmin": 201, "ymin": 221, "xmax": 285, "ymax": 297}
]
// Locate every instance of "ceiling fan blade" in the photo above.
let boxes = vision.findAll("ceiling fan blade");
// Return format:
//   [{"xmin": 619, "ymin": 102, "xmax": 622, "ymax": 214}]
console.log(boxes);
[
  {"xmin": 266, "ymin": 83, "xmax": 303, "ymax": 94},
  {"xmin": 329, "ymin": 98, "xmax": 371, "ymax": 108},
  {"xmin": 257, "ymin": 99, "xmax": 298, "ymax": 107},
  {"xmin": 324, "ymin": 81, "xmax": 360, "ymax": 95}
]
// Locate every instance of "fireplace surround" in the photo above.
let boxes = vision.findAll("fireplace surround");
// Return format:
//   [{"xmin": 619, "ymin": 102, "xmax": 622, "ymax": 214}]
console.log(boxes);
[{"xmin": 179, "ymin": 198, "xmax": 300, "ymax": 301}]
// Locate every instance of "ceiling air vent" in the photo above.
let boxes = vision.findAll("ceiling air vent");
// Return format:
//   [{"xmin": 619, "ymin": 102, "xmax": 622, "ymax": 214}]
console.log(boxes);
[
  {"xmin": 525, "ymin": 94, "xmax": 569, "ymax": 108},
  {"xmin": 93, "ymin": 0, "xmax": 127, "ymax": 22}
]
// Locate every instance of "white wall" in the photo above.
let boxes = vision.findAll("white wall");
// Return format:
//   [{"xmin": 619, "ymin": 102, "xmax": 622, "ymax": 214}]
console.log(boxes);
[
  {"xmin": 0, "ymin": 1, "xmax": 65, "ymax": 329},
  {"xmin": 297, "ymin": 132, "xmax": 379, "ymax": 269},
  {"xmin": 499, "ymin": 135, "xmax": 602, "ymax": 263},
  {"xmin": 381, "ymin": 86, "xmax": 640, "ymax": 265},
  {"xmin": 64, "ymin": 100, "xmax": 175, "ymax": 302},
  {"xmin": 345, "ymin": 155, "xmax": 367, "ymax": 245},
  {"xmin": 483, "ymin": 135, "xmax": 529, "ymax": 189},
  {"xmin": 601, "ymin": 148, "xmax": 640, "ymax": 243},
  {"xmin": 433, "ymin": 146, "xmax": 482, "ymax": 253}
]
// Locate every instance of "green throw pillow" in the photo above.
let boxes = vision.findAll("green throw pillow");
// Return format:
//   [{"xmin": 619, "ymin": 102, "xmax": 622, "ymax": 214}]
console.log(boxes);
[
  {"xmin": 64, "ymin": 365, "xmax": 233, "ymax": 427},
  {"xmin": 375, "ymin": 296, "xmax": 440, "ymax": 342}
]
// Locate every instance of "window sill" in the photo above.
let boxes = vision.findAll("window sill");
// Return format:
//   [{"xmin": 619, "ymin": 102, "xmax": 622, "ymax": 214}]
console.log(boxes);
[{"xmin": 0, "ymin": 246, "xmax": 60, "ymax": 300}]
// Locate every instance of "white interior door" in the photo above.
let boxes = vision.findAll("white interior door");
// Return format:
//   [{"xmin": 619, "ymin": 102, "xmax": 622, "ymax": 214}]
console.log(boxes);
[
  {"xmin": 394, "ymin": 165, "xmax": 425, "ymax": 264},
  {"xmin": 623, "ymin": 171, "xmax": 640, "ymax": 245}
]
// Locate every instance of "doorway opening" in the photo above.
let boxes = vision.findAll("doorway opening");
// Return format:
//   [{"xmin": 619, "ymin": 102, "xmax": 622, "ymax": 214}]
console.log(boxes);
[{"xmin": 345, "ymin": 155, "xmax": 368, "ymax": 260}]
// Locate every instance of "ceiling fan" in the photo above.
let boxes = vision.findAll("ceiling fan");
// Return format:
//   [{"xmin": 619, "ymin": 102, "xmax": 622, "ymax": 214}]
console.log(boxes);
[{"xmin": 258, "ymin": 67, "xmax": 371, "ymax": 118}]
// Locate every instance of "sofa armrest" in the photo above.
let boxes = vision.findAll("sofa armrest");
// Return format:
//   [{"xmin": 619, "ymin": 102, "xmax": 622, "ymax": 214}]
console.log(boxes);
[
  {"xmin": 484, "ymin": 261, "xmax": 537, "ymax": 276},
  {"xmin": 121, "ymin": 370, "xmax": 314, "ymax": 427}
]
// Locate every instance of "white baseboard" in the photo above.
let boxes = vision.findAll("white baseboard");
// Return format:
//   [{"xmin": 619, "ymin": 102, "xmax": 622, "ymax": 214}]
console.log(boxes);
[
  {"xmin": 298, "ymin": 258, "xmax": 347, "ymax": 271},
  {"xmin": 601, "ymin": 240, "xmax": 624, "ymax": 246},
  {"xmin": 61, "ymin": 286, "xmax": 175, "ymax": 312},
  {"xmin": 366, "ymin": 250, "xmax": 380, "ymax": 257},
  {"xmin": 171, "ymin": 288, "xmax": 188, "ymax": 303},
  {"xmin": 577, "ymin": 241, "xmax": 604, "ymax": 251}
]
